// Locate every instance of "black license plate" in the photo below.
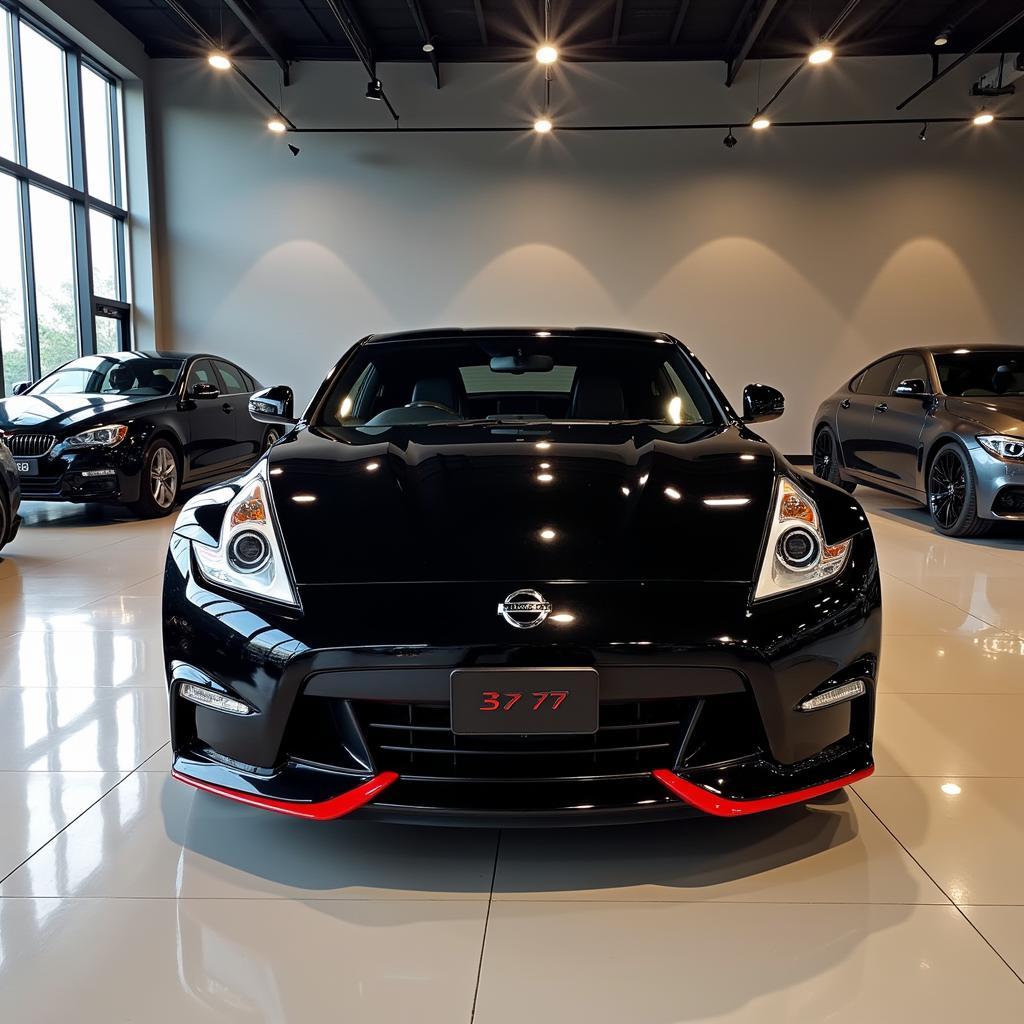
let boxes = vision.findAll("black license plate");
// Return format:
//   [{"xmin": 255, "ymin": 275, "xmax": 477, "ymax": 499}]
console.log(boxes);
[
  {"xmin": 14, "ymin": 458, "xmax": 38, "ymax": 476},
  {"xmin": 450, "ymin": 668, "xmax": 599, "ymax": 735}
]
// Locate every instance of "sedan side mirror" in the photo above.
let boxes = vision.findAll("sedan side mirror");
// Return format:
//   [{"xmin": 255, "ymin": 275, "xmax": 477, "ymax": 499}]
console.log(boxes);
[
  {"xmin": 742, "ymin": 383, "xmax": 785, "ymax": 424},
  {"xmin": 191, "ymin": 382, "xmax": 221, "ymax": 400},
  {"xmin": 12, "ymin": 381, "xmax": 31, "ymax": 396},
  {"xmin": 249, "ymin": 385, "xmax": 297, "ymax": 426},
  {"xmin": 894, "ymin": 377, "xmax": 930, "ymax": 397}
]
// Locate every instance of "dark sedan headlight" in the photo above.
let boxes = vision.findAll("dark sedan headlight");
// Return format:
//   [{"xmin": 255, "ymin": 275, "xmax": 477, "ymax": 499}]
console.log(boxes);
[
  {"xmin": 754, "ymin": 478, "xmax": 852, "ymax": 600},
  {"xmin": 192, "ymin": 469, "xmax": 299, "ymax": 607},
  {"xmin": 978, "ymin": 435, "xmax": 1024, "ymax": 460},
  {"xmin": 64, "ymin": 424, "xmax": 128, "ymax": 448}
]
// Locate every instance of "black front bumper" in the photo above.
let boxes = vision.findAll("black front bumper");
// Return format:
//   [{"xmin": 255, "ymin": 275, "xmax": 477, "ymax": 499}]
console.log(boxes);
[
  {"xmin": 163, "ymin": 531, "xmax": 881, "ymax": 826},
  {"xmin": 16, "ymin": 449, "xmax": 143, "ymax": 504}
]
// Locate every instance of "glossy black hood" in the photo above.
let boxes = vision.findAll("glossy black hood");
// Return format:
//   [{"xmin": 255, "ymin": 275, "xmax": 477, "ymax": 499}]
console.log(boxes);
[
  {"xmin": 0, "ymin": 393, "xmax": 168, "ymax": 434},
  {"xmin": 266, "ymin": 423, "xmax": 788, "ymax": 585}
]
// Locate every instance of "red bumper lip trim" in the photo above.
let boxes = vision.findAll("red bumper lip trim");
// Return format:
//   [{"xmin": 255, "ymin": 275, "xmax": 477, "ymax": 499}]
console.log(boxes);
[
  {"xmin": 171, "ymin": 768, "xmax": 399, "ymax": 820},
  {"xmin": 651, "ymin": 765, "xmax": 874, "ymax": 817}
]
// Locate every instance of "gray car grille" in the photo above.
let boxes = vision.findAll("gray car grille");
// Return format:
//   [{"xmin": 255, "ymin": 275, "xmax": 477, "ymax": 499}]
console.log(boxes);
[{"xmin": 5, "ymin": 433, "xmax": 56, "ymax": 457}]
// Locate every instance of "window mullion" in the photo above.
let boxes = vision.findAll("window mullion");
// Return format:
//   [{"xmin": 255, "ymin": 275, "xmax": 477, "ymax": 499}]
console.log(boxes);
[{"xmin": 66, "ymin": 46, "xmax": 95, "ymax": 356}]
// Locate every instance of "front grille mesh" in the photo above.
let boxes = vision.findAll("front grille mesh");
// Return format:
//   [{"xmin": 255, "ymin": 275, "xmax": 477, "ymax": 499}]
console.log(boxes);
[{"xmin": 6, "ymin": 433, "xmax": 55, "ymax": 457}]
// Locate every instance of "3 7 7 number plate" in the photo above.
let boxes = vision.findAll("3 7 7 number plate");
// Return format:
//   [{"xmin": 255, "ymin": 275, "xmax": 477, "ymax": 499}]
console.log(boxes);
[{"xmin": 450, "ymin": 668, "xmax": 599, "ymax": 735}]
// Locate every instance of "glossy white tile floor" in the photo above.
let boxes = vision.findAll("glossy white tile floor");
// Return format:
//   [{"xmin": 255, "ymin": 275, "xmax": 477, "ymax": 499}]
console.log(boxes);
[{"xmin": 2, "ymin": 491, "xmax": 1024, "ymax": 1022}]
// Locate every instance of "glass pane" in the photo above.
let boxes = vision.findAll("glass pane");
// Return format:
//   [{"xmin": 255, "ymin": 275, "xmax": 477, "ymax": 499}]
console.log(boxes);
[
  {"xmin": 30, "ymin": 185, "xmax": 79, "ymax": 375},
  {"xmin": 82, "ymin": 66, "xmax": 113, "ymax": 203},
  {"xmin": 0, "ymin": 173, "xmax": 29, "ymax": 395},
  {"xmin": 89, "ymin": 209, "xmax": 118, "ymax": 299},
  {"xmin": 94, "ymin": 315, "xmax": 119, "ymax": 354},
  {"xmin": 0, "ymin": 11, "xmax": 15, "ymax": 161},
  {"xmin": 20, "ymin": 24, "xmax": 70, "ymax": 184}
]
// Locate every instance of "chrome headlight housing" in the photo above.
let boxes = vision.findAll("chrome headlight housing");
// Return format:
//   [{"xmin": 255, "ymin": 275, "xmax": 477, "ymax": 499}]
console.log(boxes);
[
  {"xmin": 64, "ymin": 424, "xmax": 128, "ymax": 448},
  {"xmin": 192, "ymin": 468, "xmax": 298, "ymax": 607},
  {"xmin": 978, "ymin": 435, "xmax": 1024, "ymax": 460},
  {"xmin": 754, "ymin": 477, "xmax": 852, "ymax": 601}
]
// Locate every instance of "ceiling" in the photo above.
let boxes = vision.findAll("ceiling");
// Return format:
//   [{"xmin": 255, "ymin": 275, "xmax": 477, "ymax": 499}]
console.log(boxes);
[{"xmin": 94, "ymin": 1, "xmax": 1024, "ymax": 74}]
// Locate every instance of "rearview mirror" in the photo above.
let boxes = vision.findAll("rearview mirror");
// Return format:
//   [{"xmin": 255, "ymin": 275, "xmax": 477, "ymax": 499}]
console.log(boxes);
[
  {"xmin": 894, "ymin": 377, "xmax": 929, "ymax": 397},
  {"xmin": 249, "ymin": 385, "xmax": 297, "ymax": 425},
  {"xmin": 742, "ymin": 383, "xmax": 785, "ymax": 424},
  {"xmin": 191, "ymin": 382, "xmax": 220, "ymax": 400},
  {"xmin": 12, "ymin": 381, "xmax": 31, "ymax": 396},
  {"xmin": 489, "ymin": 354, "xmax": 554, "ymax": 374}
]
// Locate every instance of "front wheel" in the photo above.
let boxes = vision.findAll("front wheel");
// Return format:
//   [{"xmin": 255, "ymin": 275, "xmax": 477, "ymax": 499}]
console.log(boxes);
[
  {"xmin": 130, "ymin": 440, "xmax": 180, "ymax": 518},
  {"xmin": 0, "ymin": 489, "xmax": 9, "ymax": 554},
  {"xmin": 261, "ymin": 427, "xmax": 281, "ymax": 454},
  {"xmin": 927, "ymin": 443, "xmax": 991, "ymax": 538},
  {"xmin": 813, "ymin": 427, "xmax": 856, "ymax": 493}
]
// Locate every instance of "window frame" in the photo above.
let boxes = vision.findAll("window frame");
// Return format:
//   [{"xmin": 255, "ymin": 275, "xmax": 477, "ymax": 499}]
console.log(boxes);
[{"xmin": 0, "ymin": 0, "xmax": 130, "ymax": 397}]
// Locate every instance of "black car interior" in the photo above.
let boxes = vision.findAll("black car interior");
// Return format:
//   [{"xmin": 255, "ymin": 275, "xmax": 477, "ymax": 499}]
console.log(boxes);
[{"xmin": 934, "ymin": 353, "xmax": 1024, "ymax": 397}]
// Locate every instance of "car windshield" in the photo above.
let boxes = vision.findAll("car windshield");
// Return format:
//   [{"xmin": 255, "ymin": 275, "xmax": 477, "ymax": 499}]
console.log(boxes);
[
  {"xmin": 315, "ymin": 335, "xmax": 721, "ymax": 428},
  {"xmin": 28, "ymin": 355, "xmax": 186, "ymax": 397},
  {"xmin": 934, "ymin": 350, "xmax": 1024, "ymax": 397}
]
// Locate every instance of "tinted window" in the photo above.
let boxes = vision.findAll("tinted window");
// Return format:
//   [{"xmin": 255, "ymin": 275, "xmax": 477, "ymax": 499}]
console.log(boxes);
[
  {"xmin": 934, "ymin": 350, "xmax": 1024, "ymax": 397},
  {"xmin": 30, "ymin": 354, "xmax": 183, "ymax": 396},
  {"xmin": 856, "ymin": 356, "xmax": 902, "ymax": 396},
  {"xmin": 215, "ymin": 361, "xmax": 247, "ymax": 394},
  {"xmin": 892, "ymin": 353, "xmax": 929, "ymax": 393},
  {"xmin": 188, "ymin": 359, "xmax": 218, "ymax": 391}
]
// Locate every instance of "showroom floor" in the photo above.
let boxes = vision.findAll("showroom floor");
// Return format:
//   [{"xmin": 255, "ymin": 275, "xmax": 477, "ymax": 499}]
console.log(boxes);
[{"xmin": 1, "ymin": 491, "xmax": 1023, "ymax": 1021}]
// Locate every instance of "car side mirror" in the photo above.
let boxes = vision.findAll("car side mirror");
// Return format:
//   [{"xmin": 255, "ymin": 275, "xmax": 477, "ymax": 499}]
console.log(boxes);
[
  {"xmin": 191, "ymin": 382, "xmax": 221, "ymax": 400},
  {"xmin": 12, "ymin": 381, "xmax": 31, "ymax": 396},
  {"xmin": 741, "ymin": 383, "xmax": 785, "ymax": 424},
  {"xmin": 894, "ymin": 377, "xmax": 929, "ymax": 397},
  {"xmin": 249, "ymin": 385, "xmax": 297, "ymax": 425}
]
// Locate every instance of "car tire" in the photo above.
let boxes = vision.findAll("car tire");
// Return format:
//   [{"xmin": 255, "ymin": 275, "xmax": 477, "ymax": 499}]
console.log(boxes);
[
  {"xmin": 0, "ymin": 487, "xmax": 8, "ymax": 554},
  {"xmin": 927, "ymin": 442, "xmax": 991, "ymax": 538},
  {"xmin": 812, "ymin": 426, "xmax": 856, "ymax": 494},
  {"xmin": 262, "ymin": 427, "xmax": 282, "ymax": 454},
  {"xmin": 130, "ymin": 439, "xmax": 181, "ymax": 518}
]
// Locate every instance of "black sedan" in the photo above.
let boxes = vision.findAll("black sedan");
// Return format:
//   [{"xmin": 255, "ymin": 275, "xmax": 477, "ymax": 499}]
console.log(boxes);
[
  {"xmin": 0, "ymin": 352, "xmax": 280, "ymax": 517},
  {"xmin": 812, "ymin": 345, "xmax": 1024, "ymax": 537},
  {"xmin": 0, "ymin": 433, "xmax": 21, "ymax": 554},
  {"xmin": 164, "ymin": 327, "xmax": 880, "ymax": 826}
]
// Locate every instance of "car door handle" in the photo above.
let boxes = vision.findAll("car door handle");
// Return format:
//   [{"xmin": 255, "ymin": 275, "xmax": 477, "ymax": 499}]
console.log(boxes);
[
  {"xmin": 840, "ymin": 399, "xmax": 851, "ymax": 409},
  {"xmin": 221, "ymin": 402, "xmax": 233, "ymax": 414},
  {"xmin": 874, "ymin": 402, "xmax": 888, "ymax": 413}
]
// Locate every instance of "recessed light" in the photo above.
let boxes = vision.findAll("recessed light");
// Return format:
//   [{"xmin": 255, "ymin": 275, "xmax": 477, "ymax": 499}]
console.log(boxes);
[
  {"xmin": 208, "ymin": 52, "xmax": 231, "ymax": 70},
  {"xmin": 539, "ymin": 528, "xmax": 556, "ymax": 541},
  {"xmin": 934, "ymin": 31, "xmax": 950, "ymax": 47},
  {"xmin": 536, "ymin": 44, "xmax": 558, "ymax": 65},
  {"xmin": 808, "ymin": 46, "xmax": 833, "ymax": 65},
  {"xmin": 422, "ymin": 42, "xmax": 435, "ymax": 53},
  {"xmin": 267, "ymin": 119, "xmax": 287, "ymax": 133},
  {"xmin": 536, "ymin": 473, "xmax": 554, "ymax": 483},
  {"xmin": 751, "ymin": 115, "xmax": 771, "ymax": 131},
  {"xmin": 534, "ymin": 117, "xmax": 553, "ymax": 134},
  {"xmin": 941, "ymin": 782, "xmax": 961, "ymax": 796},
  {"xmin": 973, "ymin": 111, "xmax": 994, "ymax": 126}
]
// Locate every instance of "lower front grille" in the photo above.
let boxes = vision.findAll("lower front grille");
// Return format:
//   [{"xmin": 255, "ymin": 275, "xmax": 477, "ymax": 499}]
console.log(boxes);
[
  {"xmin": 6, "ymin": 433, "xmax": 56, "ymax": 457},
  {"xmin": 17, "ymin": 474, "xmax": 64, "ymax": 495},
  {"xmin": 353, "ymin": 699, "xmax": 694, "ymax": 781}
]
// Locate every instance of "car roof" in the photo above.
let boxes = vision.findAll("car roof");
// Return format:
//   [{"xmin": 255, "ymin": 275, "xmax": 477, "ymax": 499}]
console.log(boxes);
[
  {"xmin": 925, "ymin": 344, "xmax": 1024, "ymax": 355},
  {"xmin": 363, "ymin": 327, "xmax": 675, "ymax": 346}
]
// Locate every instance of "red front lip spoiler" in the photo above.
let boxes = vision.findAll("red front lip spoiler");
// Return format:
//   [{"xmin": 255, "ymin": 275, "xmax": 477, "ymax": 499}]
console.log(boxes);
[
  {"xmin": 172, "ymin": 768, "xmax": 399, "ymax": 820},
  {"xmin": 652, "ymin": 765, "xmax": 874, "ymax": 817}
]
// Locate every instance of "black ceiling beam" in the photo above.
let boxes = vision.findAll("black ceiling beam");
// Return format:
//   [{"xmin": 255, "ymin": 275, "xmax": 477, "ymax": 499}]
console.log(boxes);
[
  {"xmin": 405, "ymin": 0, "xmax": 440, "ymax": 88},
  {"xmin": 472, "ymin": 0, "xmax": 488, "ymax": 45},
  {"xmin": 896, "ymin": 5, "xmax": 1024, "ymax": 109},
  {"xmin": 322, "ymin": 0, "xmax": 400, "ymax": 123},
  {"xmin": 726, "ymin": 0, "xmax": 783, "ymax": 86},
  {"xmin": 669, "ymin": 1, "xmax": 691, "ymax": 46},
  {"xmin": 223, "ymin": 0, "xmax": 291, "ymax": 85}
]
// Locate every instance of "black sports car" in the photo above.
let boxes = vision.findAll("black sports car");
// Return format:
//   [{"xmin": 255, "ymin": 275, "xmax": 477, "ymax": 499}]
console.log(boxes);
[
  {"xmin": 164, "ymin": 328, "xmax": 880, "ymax": 826},
  {"xmin": 0, "ymin": 352, "xmax": 279, "ymax": 517},
  {"xmin": 0, "ymin": 433, "xmax": 21, "ymax": 554}
]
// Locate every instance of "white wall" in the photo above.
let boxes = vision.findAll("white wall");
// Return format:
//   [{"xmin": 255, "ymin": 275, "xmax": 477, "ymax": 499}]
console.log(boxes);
[{"xmin": 149, "ymin": 55, "xmax": 1024, "ymax": 453}]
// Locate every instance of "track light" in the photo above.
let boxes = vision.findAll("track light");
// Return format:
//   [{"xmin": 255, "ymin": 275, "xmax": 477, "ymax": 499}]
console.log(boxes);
[
  {"xmin": 534, "ymin": 117, "xmax": 553, "ymax": 134},
  {"xmin": 288, "ymin": 144, "xmax": 300, "ymax": 157},
  {"xmin": 808, "ymin": 45, "xmax": 833, "ymax": 65},
  {"xmin": 536, "ymin": 44, "xmax": 558, "ymax": 64},
  {"xmin": 723, "ymin": 127, "xmax": 737, "ymax": 148},
  {"xmin": 933, "ymin": 30, "xmax": 950, "ymax": 47},
  {"xmin": 267, "ymin": 118, "xmax": 286, "ymax": 133},
  {"xmin": 973, "ymin": 111, "xmax": 995, "ymax": 126},
  {"xmin": 919, "ymin": 122, "xmax": 927, "ymax": 141},
  {"xmin": 751, "ymin": 113, "xmax": 771, "ymax": 131},
  {"xmin": 365, "ymin": 79, "xmax": 383, "ymax": 101},
  {"xmin": 208, "ymin": 52, "xmax": 231, "ymax": 70}
]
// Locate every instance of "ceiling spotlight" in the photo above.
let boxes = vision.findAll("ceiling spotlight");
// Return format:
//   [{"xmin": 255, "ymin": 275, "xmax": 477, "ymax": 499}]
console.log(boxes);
[
  {"xmin": 723, "ymin": 127, "xmax": 737, "ymax": 148},
  {"xmin": 422, "ymin": 41, "xmax": 435, "ymax": 53},
  {"xmin": 751, "ymin": 114, "xmax": 771, "ymax": 131},
  {"xmin": 933, "ymin": 30, "xmax": 950, "ymax": 47},
  {"xmin": 287, "ymin": 144, "xmax": 300, "ymax": 157},
  {"xmin": 919, "ymin": 122, "xmax": 928, "ymax": 141},
  {"xmin": 808, "ymin": 45, "xmax": 833, "ymax": 65},
  {"xmin": 208, "ymin": 52, "xmax": 231, "ymax": 70},
  {"xmin": 534, "ymin": 117, "xmax": 553, "ymax": 134},
  {"xmin": 536, "ymin": 44, "xmax": 558, "ymax": 65},
  {"xmin": 267, "ymin": 118, "xmax": 287, "ymax": 133},
  {"xmin": 973, "ymin": 111, "xmax": 995, "ymax": 126},
  {"xmin": 365, "ymin": 79, "xmax": 383, "ymax": 101}
]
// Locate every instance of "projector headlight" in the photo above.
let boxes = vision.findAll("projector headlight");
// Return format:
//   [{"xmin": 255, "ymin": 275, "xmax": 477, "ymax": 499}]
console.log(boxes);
[
  {"xmin": 978, "ymin": 435, "xmax": 1024, "ymax": 460},
  {"xmin": 65, "ymin": 424, "xmax": 128, "ymax": 448},
  {"xmin": 754, "ymin": 477, "xmax": 852, "ymax": 601},
  {"xmin": 192, "ymin": 468, "xmax": 298, "ymax": 607}
]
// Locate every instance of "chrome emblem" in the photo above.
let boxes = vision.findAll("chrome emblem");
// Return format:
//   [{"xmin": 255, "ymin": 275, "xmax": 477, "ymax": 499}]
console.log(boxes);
[{"xmin": 498, "ymin": 588, "xmax": 552, "ymax": 629}]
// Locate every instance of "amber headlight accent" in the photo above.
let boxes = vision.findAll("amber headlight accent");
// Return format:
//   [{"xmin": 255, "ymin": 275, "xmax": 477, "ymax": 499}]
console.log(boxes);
[
  {"xmin": 65, "ymin": 424, "xmax": 128, "ymax": 448},
  {"xmin": 754, "ymin": 478, "xmax": 852, "ymax": 600}
]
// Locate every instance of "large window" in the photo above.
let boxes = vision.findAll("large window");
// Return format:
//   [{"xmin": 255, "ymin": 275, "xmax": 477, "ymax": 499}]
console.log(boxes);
[{"xmin": 0, "ymin": 2, "xmax": 130, "ymax": 397}]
